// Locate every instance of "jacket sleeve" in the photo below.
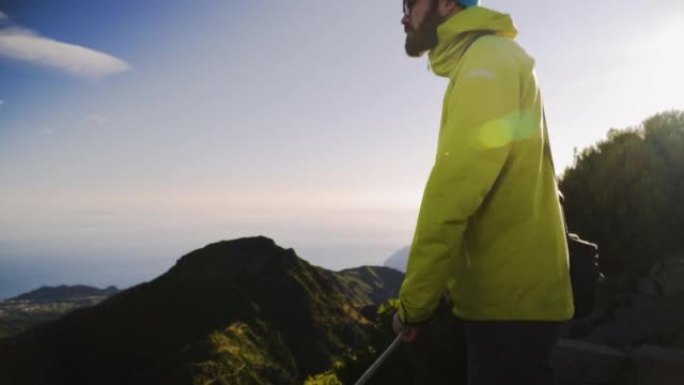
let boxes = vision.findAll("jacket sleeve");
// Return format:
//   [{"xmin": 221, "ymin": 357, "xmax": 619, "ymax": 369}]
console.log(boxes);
[{"xmin": 398, "ymin": 54, "xmax": 522, "ymax": 323}]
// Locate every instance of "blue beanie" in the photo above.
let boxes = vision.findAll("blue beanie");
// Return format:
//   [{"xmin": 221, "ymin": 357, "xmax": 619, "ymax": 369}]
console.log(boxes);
[{"xmin": 458, "ymin": 0, "xmax": 480, "ymax": 7}]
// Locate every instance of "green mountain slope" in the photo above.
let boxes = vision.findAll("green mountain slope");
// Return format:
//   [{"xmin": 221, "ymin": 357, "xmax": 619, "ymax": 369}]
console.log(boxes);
[{"xmin": 0, "ymin": 236, "xmax": 402, "ymax": 385}]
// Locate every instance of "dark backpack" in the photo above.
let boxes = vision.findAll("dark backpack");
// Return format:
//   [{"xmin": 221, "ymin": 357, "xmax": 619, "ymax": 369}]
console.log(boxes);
[
  {"xmin": 542, "ymin": 110, "xmax": 604, "ymax": 319},
  {"xmin": 566, "ymin": 232, "xmax": 603, "ymax": 319}
]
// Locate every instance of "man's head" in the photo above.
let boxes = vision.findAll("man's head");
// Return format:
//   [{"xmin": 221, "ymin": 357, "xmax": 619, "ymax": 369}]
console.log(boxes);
[{"xmin": 401, "ymin": 0, "xmax": 469, "ymax": 57}]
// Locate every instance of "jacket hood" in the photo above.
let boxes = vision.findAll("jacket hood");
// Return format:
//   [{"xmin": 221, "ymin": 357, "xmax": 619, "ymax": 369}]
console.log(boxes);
[{"xmin": 429, "ymin": 7, "xmax": 518, "ymax": 77}]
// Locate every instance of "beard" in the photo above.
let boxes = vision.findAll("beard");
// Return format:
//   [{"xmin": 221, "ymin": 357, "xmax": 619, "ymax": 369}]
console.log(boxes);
[{"xmin": 404, "ymin": 4, "xmax": 445, "ymax": 57}]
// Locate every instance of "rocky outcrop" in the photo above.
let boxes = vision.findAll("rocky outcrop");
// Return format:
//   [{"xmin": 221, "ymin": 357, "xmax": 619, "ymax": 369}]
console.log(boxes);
[
  {"xmin": 552, "ymin": 340, "xmax": 684, "ymax": 385},
  {"xmin": 555, "ymin": 253, "xmax": 684, "ymax": 385},
  {"xmin": 582, "ymin": 254, "xmax": 684, "ymax": 349},
  {"xmin": 552, "ymin": 339, "xmax": 627, "ymax": 385}
]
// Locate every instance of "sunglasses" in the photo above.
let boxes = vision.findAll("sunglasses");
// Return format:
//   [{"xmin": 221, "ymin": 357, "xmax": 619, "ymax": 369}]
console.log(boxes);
[{"xmin": 403, "ymin": 0, "xmax": 415, "ymax": 17}]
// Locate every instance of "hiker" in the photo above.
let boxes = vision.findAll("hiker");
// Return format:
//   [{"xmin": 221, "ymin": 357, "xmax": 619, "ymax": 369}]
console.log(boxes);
[{"xmin": 393, "ymin": 1, "xmax": 574, "ymax": 384}]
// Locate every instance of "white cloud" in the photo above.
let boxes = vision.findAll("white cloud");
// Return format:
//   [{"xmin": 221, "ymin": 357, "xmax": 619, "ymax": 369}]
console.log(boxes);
[
  {"xmin": 0, "ymin": 100, "xmax": 4, "ymax": 106},
  {"xmin": 0, "ymin": 27, "xmax": 130, "ymax": 78},
  {"xmin": 0, "ymin": 11, "xmax": 8, "ymax": 21},
  {"xmin": 86, "ymin": 113, "xmax": 107, "ymax": 126}
]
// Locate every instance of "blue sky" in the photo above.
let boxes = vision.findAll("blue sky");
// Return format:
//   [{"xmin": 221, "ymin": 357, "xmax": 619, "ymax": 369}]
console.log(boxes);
[{"xmin": 1, "ymin": 0, "xmax": 683, "ymax": 298}]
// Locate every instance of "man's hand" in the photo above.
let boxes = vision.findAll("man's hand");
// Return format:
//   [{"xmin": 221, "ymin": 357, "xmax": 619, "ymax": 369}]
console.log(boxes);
[{"xmin": 392, "ymin": 312, "xmax": 418, "ymax": 342}]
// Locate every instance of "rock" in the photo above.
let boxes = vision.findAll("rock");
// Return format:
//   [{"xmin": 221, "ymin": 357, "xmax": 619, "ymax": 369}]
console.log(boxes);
[
  {"xmin": 551, "ymin": 339, "xmax": 630, "ymax": 385},
  {"xmin": 650, "ymin": 254, "xmax": 684, "ymax": 300},
  {"xmin": 631, "ymin": 345, "xmax": 684, "ymax": 385},
  {"xmin": 585, "ymin": 303, "xmax": 684, "ymax": 348},
  {"xmin": 636, "ymin": 277, "xmax": 660, "ymax": 297},
  {"xmin": 580, "ymin": 253, "xmax": 684, "ymax": 349}
]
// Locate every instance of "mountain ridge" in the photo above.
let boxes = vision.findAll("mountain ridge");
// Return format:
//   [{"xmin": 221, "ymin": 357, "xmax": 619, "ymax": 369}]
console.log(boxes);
[
  {"xmin": 0, "ymin": 236, "xmax": 403, "ymax": 385},
  {"xmin": 384, "ymin": 246, "xmax": 409, "ymax": 272}
]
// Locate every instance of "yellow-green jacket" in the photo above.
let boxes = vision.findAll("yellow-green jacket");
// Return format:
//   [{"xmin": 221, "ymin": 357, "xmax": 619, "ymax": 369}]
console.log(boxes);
[{"xmin": 399, "ymin": 7, "xmax": 574, "ymax": 322}]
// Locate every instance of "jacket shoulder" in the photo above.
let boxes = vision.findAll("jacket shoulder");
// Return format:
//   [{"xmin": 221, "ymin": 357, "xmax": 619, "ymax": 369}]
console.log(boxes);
[{"xmin": 461, "ymin": 35, "xmax": 534, "ymax": 74}]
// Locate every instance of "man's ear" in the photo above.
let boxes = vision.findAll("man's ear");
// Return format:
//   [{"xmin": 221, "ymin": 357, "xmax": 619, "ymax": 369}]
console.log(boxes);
[{"xmin": 438, "ymin": 0, "xmax": 461, "ymax": 16}]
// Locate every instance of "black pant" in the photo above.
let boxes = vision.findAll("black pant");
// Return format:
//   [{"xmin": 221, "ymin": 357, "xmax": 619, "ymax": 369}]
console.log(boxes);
[{"xmin": 464, "ymin": 321, "xmax": 561, "ymax": 385}]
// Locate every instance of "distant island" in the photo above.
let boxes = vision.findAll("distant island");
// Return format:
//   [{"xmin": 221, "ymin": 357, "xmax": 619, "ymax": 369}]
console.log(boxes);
[{"xmin": 0, "ymin": 284, "xmax": 120, "ymax": 339}]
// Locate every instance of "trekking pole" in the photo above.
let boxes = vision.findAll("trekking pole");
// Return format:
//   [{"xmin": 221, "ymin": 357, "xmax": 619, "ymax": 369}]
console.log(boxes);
[{"xmin": 353, "ymin": 330, "xmax": 406, "ymax": 385}]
